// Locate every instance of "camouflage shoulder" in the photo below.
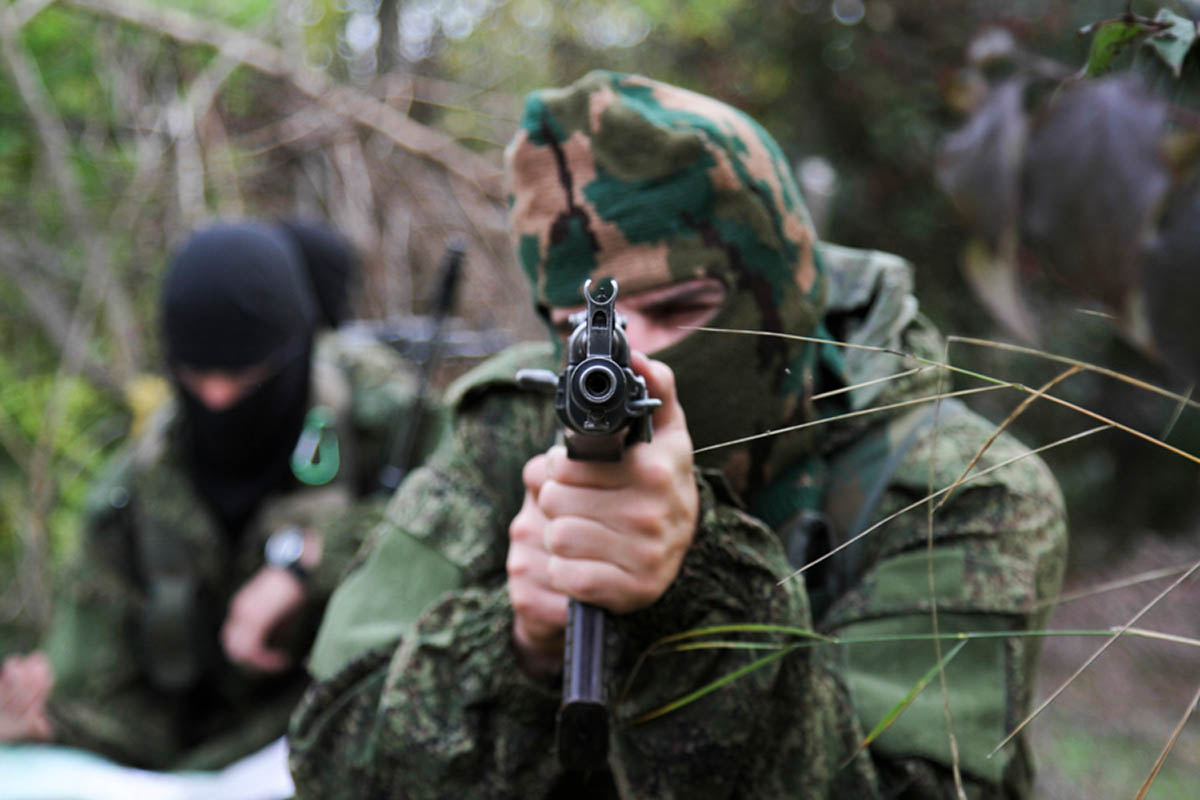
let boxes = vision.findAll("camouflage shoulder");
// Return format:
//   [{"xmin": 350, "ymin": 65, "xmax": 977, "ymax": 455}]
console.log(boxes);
[
  {"xmin": 443, "ymin": 340, "xmax": 558, "ymax": 410},
  {"xmin": 830, "ymin": 398, "xmax": 1062, "ymax": 506},
  {"xmin": 816, "ymin": 241, "xmax": 914, "ymax": 317},
  {"xmin": 314, "ymin": 327, "xmax": 424, "ymax": 433},
  {"xmin": 315, "ymin": 327, "xmax": 418, "ymax": 384}
]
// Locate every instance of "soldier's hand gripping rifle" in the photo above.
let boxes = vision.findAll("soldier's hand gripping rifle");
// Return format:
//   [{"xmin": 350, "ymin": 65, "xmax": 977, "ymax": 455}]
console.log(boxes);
[{"xmin": 516, "ymin": 278, "xmax": 661, "ymax": 771}]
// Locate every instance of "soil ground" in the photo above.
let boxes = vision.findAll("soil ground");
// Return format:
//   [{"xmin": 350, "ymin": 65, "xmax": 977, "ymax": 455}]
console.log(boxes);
[{"xmin": 1029, "ymin": 532, "xmax": 1200, "ymax": 799}]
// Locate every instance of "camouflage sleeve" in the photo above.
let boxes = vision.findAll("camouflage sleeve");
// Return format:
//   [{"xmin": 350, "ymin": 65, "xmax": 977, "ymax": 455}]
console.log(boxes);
[
  {"xmin": 291, "ymin": 473, "xmax": 844, "ymax": 799},
  {"xmin": 820, "ymin": 406, "xmax": 1068, "ymax": 799},
  {"xmin": 289, "ymin": 384, "xmax": 558, "ymax": 788},
  {"xmin": 39, "ymin": 468, "xmax": 187, "ymax": 768},
  {"xmin": 301, "ymin": 499, "xmax": 389, "ymax": 604}
]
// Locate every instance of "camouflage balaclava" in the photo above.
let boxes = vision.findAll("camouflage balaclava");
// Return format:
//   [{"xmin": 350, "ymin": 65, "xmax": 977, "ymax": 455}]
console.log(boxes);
[{"xmin": 506, "ymin": 70, "xmax": 827, "ymax": 499}]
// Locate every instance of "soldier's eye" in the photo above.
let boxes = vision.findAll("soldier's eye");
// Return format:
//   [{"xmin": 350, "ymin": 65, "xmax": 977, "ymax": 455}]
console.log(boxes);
[{"xmin": 643, "ymin": 292, "xmax": 725, "ymax": 327}]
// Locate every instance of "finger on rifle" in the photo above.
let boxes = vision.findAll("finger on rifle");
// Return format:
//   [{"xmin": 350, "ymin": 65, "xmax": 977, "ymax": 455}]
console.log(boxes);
[
  {"xmin": 508, "ymin": 571, "xmax": 568, "ymax": 639},
  {"xmin": 542, "ymin": 447, "xmax": 627, "ymax": 490},
  {"xmin": 542, "ymin": 514, "xmax": 664, "ymax": 576},
  {"xmin": 546, "ymin": 554, "xmax": 655, "ymax": 614},
  {"xmin": 630, "ymin": 350, "xmax": 684, "ymax": 432},
  {"xmin": 521, "ymin": 452, "xmax": 551, "ymax": 496}
]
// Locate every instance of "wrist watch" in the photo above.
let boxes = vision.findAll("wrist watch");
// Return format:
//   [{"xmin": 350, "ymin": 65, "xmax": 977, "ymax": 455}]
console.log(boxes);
[{"xmin": 265, "ymin": 525, "xmax": 309, "ymax": 582}]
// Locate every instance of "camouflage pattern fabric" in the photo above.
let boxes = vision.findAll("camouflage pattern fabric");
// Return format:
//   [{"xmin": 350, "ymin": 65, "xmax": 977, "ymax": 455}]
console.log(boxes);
[
  {"xmin": 290, "ymin": 346, "xmax": 848, "ymax": 799},
  {"xmin": 39, "ymin": 329, "xmax": 438, "ymax": 771},
  {"xmin": 289, "ymin": 71, "xmax": 1066, "ymax": 799}
]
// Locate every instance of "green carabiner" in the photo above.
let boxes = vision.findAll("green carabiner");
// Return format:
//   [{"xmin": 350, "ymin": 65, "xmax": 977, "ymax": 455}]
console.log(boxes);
[{"xmin": 291, "ymin": 405, "xmax": 340, "ymax": 485}]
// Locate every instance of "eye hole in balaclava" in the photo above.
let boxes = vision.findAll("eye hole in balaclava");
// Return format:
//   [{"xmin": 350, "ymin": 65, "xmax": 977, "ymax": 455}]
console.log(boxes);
[
  {"xmin": 505, "ymin": 70, "xmax": 828, "ymax": 499},
  {"xmin": 161, "ymin": 222, "xmax": 323, "ymax": 535}
]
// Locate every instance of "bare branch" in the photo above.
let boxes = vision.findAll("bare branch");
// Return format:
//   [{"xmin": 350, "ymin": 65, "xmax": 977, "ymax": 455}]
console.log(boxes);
[
  {"xmin": 11, "ymin": 0, "xmax": 55, "ymax": 29},
  {"xmin": 171, "ymin": 93, "xmax": 208, "ymax": 228},
  {"xmin": 0, "ymin": 3, "xmax": 140, "ymax": 619},
  {"xmin": 328, "ymin": 130, "xmax": 381, "ymax": 265},
  {"xmin": 0, "ymin": 4, "xmax": 138, "ymax": 382},
  {"xmin": 65, "ymin": 0, "xmax": 505, "ymax": 201},
  {"xmin": 200, "ymin": 108, "xmax": 246, "ymax": 219},
  {"xmin": 0, "ymin": 234, "xmax": 121, "ymax": 392}
]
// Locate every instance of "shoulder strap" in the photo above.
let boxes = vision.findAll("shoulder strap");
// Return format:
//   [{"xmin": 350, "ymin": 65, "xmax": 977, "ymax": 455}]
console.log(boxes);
[{"xmin": 792, "ymin": 398, "xmax": 968, "ymax": 622}]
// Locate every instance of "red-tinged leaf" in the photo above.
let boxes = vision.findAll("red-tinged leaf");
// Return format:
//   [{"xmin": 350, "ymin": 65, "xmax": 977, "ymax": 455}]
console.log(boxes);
[
  {"xmin": 1020, "ymin": 75, "xmax": 1170, "ymax": 314},
  {"xmin": 960, "ymin": 236, "xmax": 1041, "ymax": 345},
  {"xmin": 936, "ymin": 79, "xmax": 1028, "ymax": 248}
]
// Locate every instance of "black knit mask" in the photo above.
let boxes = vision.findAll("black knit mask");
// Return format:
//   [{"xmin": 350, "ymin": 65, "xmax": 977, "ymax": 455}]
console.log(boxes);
[{"xmin": 161, "ymin": 223, "xmax": 319, "ymax": 535}]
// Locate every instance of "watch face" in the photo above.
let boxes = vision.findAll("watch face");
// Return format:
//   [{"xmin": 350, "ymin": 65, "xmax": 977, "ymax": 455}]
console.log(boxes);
[{"xmin": 266, "ymin": 528, "xmax": 304, "ymax": 566}]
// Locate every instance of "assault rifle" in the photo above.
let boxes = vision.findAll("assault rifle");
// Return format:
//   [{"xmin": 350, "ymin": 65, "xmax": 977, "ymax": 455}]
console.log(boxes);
[
  {"xmin": 516, "ymin": 278, "xmax": 660, "ymax": 771},
  {"xmin": 376, "ymin": 237, "xmax": 467, "ymax": 495}
]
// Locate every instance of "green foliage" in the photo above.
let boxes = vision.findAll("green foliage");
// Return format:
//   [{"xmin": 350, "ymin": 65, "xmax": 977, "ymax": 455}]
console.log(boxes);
[
  {"xmin": 0, "ymin": 360, "xmax": 126, "ymax": 552},
  {"xmin": 1080, "ymin": 13, "xmax": 1166, "ymax": 77},
  {"xmin": 22, "ymin": 9, "xmax": 108, "ymax": 119}
]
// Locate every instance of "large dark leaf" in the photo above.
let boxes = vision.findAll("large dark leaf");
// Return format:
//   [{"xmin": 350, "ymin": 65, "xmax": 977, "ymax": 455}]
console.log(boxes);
[
  {"xmin": 936, "ymin": 79, "xmax": 1028, "ymax": 248},
  {"xmin": 1020, "ymin": 75, "xmax": 1170, "ymax": 314},
  {"xmin": 1143, "ymin": 172, "xmax": 1200, "ymax": 384}
]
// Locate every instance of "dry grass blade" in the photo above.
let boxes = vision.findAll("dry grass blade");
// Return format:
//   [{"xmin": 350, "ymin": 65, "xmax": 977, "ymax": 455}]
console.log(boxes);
[
  {"xmin": 1134, "ymin": 681, "xmax": 1200, "ymax": 800},
  {"xmin": 948, "ymin": 335, "xmax": 1200, "ymax": 412},
  {"xmin": 690, "ymin": 327, "xmax": 1200, "ymax": 467},
  {"xmin": 810, "ymin": 366, "xmax": 935, "ymax": 401},
  {"xmin": 924, "ymin": 363, "xmax": 966, "ymax": 799},
  {"xmin": 686, "ymin": 326, "xmax": 1014, "ymax": 387},
  {"xmin": 1043, "ymin": 565, "xmax": 1195, "ymax": 608},
  {"xmin": 619, "ymin": 625, "xmax": 1197, "ymax": 731},
  {"xmin": 1159, "ymin": 383, "xmax": 1194, "ymax": 440},
  {"xmin": 667, "ymin": 641, "xmax": 792, "ymax": 653},
  {"xmin": 1119, "ymin": 627, "xmax": 1200, "ymax": 648},
  {"xmin": 693, "ymin": 385, "xmax": 1009, "ymax": 456},
  {"xmin": 989, "ymin": 556, "xmax": 1200, "ymax": 757},
  {"xmin": 933, "ymin": 365, "xmax": 1083, "ymax": 512}
]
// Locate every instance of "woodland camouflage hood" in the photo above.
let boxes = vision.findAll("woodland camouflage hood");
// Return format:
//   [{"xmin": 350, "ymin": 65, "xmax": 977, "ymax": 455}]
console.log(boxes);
[{"xmin": 506, "ymin": 70, "xmax": 828, "ymax": 495}]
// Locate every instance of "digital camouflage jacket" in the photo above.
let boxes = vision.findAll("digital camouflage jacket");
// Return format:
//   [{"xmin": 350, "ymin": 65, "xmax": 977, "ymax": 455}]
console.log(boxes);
[
  {"xmin": 40, "ymin": 329, "xmax": 442, "ymax": 771},
  {"xmin": 288, "ymin": 244, "xmax": 1067, "ymax": 799}
]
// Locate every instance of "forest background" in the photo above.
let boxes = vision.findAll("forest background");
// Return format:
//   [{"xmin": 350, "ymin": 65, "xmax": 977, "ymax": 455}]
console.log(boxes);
[{"xmin": 0, "ymin": 0, "xmax": 1197, "ymax": 796}]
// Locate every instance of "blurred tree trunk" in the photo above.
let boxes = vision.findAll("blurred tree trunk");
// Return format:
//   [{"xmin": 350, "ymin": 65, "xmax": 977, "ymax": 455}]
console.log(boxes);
[{"xmin": 378, "ymin": 0, "xmax": 400, "ymax": 75}]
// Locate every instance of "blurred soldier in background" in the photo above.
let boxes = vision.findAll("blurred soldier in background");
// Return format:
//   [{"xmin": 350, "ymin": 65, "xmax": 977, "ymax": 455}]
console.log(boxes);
[{"xmin": 0, "ymin": 220, "xmax": 442, "ymax": 770}]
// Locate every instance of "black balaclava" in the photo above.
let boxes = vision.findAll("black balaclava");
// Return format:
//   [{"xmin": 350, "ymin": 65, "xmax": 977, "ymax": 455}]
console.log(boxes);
[{"xmin": 161, "ymin": 222, "xmax": 323, "ymax": 536}]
